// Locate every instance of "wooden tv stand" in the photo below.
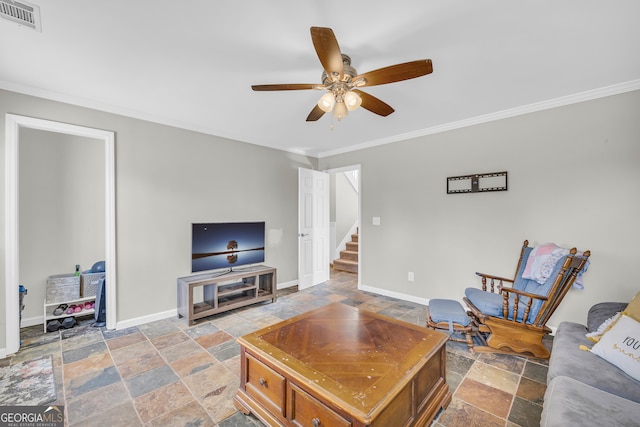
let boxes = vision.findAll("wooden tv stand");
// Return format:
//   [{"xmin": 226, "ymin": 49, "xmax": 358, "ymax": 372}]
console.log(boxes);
[{"xmin": 177, "ymin": 265, "xmax": 276, "ymax": 325}]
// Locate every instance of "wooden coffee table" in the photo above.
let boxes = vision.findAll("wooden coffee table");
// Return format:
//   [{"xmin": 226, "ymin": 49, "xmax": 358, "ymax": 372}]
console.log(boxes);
[{"xmin": 234, "ymin": 302, "xmax": 451, "ymax": 427}]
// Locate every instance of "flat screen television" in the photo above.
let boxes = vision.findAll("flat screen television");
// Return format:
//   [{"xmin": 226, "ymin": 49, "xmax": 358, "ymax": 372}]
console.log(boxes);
[{"xmin": 191, "ymin": 221, "xmax": 265, "ymax": 273}]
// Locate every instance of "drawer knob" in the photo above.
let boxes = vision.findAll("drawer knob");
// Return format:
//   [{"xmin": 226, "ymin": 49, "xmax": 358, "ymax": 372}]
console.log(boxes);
[
  {"xmin": 312, "ymin": 418, "xmax": 321, "ymax": 427},
  {"xmin": 259, "ymin": 377, "xmax": 267, "ymax": 386}
]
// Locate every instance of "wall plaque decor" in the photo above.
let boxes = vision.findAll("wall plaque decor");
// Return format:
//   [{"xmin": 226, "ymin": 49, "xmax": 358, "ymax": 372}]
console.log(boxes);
[{"xmin": 447, "ymin": 171, "xmax": 508, "ymax": 194}]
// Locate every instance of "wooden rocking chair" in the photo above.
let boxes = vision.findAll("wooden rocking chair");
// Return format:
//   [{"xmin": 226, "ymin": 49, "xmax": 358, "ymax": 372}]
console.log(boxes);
[{"xmin": 463, "ymin": 240, "xmax": 590, "ymax": 358}]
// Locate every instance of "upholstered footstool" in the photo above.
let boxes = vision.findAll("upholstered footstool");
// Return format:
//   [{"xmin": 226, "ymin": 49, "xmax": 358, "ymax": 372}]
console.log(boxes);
[{"xmin": 426, "ymin": 298, "xmax": 475, "ymax": 352}]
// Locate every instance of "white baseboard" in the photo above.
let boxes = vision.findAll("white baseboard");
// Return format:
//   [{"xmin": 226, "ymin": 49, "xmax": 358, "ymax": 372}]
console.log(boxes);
[
  {"xmin": 115, "ymin": 280, "xmax": 297, "ymax": 329},
  {"xmin": 359, "ymin": 283, "xmax": 432, "ymax": 307},
  {"xmin": 277, "ymin": 279, "xmax": 298, "ymax": 290},
  {"xmin": 116, "ymin": 308, "xmax": 177, "ymax": 331},
  {"xmin": 0, "ymin": 348, "xmax": 6, "ymax": 359},
  {"xmin": 20, "ymin": 315, "xmax": 44, "ymax": 328}
]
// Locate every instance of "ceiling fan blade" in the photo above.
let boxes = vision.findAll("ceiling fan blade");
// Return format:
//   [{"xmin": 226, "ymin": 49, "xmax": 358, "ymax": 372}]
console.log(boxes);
[
  {"xmin": 306, "ymin": 104, "xmax": 326, "ymax": 122},
  {"xmin": 353, "ymin": 90, "xmax": 394, "ymax": 117},
  {"xmin": 355, "ymin": 59, "xmax": 433, "ymax": 87},
  {"xmin": 252, "ymin": 84, "xmax": 318, "ymax": 91},
  {"xmin": 310, "ymin": 27, "xmax": 344, "ymax": 81}
]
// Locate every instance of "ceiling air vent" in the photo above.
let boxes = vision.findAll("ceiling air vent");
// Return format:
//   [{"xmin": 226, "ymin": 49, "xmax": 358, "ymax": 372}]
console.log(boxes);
[{"xmin": 0, "ymin": 0, "xmax": 41, "ymax": 31}]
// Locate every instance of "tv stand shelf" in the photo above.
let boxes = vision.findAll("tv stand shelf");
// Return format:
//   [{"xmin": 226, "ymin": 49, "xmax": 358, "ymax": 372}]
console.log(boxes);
[{"xmin": 177, "ymin": 265, "xmax": 276, "ymax": 325}]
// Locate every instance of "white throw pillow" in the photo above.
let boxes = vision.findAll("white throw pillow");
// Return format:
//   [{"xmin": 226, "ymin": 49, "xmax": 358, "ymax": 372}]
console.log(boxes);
[
  {"xmin": 586, "ymin": 312, "xmax": 622, "ymax": 343},
  {"xmin": 591, "ymin": 314, "xmax": 640, "ymax": 381}
]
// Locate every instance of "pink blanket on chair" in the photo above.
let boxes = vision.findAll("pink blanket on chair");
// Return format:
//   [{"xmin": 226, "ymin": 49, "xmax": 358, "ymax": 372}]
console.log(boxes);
[{"xmin": 522, "ymin": 243, "xmax": 569, "ymax": 285}]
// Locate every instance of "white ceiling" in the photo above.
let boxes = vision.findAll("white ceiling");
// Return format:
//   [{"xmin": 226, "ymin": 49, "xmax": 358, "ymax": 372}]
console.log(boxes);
[{"xmin": 1, "ymin": 1, "xmax": 639, "ymax": 157}]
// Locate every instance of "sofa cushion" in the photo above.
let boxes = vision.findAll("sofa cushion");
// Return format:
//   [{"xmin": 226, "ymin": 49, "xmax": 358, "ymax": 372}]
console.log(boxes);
[
  {"xmin": 587, "ymin": 302, "xmax": 626, "ymax": 333},
  {"xmin": 591, "ymin": 314, "xmax": 640, "ymax": 382},
  {"xmin": 548, "ymin": 321, "xmax": 640, "ymax": 403},
  {"xmin": 541, "ymin": 375, "xmax": 640, "ymax": 427}
]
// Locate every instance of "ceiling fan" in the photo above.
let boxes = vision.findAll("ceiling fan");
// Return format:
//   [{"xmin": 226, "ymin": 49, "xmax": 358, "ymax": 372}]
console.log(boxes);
[{"xmin": 251, "ymin": 27, "xmax": 433, "ymax": 122}]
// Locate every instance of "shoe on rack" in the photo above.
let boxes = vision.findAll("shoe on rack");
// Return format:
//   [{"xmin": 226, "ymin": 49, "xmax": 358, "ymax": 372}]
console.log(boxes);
[
  {"xmin": 53, "ymin": 304, "xmax": 68, "ymax": 316},
  {"xmin": 66, "ymin": 305, "xmax": 76, "ymax": 315},
  {"xmin": 74, "ymin": 305, "xmax": 82, "ymax": 313}
]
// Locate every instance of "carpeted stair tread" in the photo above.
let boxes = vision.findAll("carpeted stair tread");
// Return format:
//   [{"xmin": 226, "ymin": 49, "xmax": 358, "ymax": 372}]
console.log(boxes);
[
  {"xmin": 334, "ymin": 259, "xmax": 358, "ymax": 273},
  {"xmin": 339, "ymin": 250, "xmax": 358, "ymax": 261}
]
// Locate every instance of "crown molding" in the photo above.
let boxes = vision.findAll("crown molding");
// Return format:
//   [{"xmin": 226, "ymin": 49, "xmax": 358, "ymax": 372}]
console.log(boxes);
[
  {"xmin": 317, "ymin": 79, "xmax": 640, "ymax": 158},
  {"xmin": 2, "ymin": 79, "xmax": 639, "ymax": 160}
]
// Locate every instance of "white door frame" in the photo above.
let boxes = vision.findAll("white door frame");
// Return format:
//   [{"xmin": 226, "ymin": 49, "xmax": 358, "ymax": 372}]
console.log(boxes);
[
  {"xmin": 4, "ymin": 114, "xmax": 117, "ymax": 356},
  {"xmin": 325, "ymin": 164, "xmax": 362, "ymax": 288}
]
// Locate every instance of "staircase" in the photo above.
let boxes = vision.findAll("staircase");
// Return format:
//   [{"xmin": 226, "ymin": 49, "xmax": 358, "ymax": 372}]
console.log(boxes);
[{"xmin": 333, "ymin": 232, "xmax": 358, "ymax": 273}]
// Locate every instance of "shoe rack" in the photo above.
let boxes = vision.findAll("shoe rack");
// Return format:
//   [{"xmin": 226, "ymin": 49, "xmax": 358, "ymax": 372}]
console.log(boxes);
[{"xmin": 43, "ymin": 296, "xmax": 96, "ymax": 333}]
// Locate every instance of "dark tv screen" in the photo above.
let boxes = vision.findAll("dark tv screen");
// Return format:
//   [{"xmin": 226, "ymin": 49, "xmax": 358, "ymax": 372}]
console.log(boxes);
[{"xmin": 191, "ymin": 222, "xmax": 265, "ymax": 273}]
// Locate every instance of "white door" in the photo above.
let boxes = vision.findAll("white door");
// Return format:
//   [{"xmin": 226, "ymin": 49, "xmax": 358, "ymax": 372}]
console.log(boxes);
[{"xmin": 298, "ymin": 168, "xmax": 330, "ymax": 290}]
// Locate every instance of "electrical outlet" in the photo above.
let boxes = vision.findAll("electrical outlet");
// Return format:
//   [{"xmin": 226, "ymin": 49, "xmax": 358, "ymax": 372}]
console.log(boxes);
[
  {"xmin": 372, "ymin": 217, "xmax": 381, "ymax": 226},
  {"xmin": 408, "ymin": 272, "xmax": 414, "ymax": 281}
]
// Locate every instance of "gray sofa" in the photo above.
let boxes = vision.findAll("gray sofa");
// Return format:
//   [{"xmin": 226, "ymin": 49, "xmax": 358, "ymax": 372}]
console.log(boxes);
[{"xmin": 540, "ymin": 302, "xmax": 640, "ymax": 426}]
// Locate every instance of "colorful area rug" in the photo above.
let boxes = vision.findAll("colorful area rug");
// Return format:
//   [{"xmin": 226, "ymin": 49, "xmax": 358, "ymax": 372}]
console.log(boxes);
[{"xmin": 0, "ymin": 355, "xmax": 56, "ymax": 406}]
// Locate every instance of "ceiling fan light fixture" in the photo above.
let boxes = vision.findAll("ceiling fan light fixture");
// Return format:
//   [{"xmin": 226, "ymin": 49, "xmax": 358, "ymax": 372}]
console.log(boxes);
[
  {"xmin": 333, "ymin": 101, "xmax": 348, "ymax": 121},
  {"xmin": 344, "ymin": 90, "xmax": 362, "ymax": 111},
  {"xmin": 317, "ymin": 92, "xmax": 336, "ymax": 112}
]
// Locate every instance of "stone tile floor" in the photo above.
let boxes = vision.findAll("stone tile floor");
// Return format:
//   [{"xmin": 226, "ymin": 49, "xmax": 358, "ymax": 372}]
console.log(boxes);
[{"xmin": 2, "ymin": 270, "xmax": 550, "ymax": 426}]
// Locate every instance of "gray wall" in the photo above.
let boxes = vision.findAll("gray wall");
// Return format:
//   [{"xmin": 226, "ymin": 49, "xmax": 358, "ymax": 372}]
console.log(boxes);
[
  {"xmin": 2, "ymin": 88, "xmax": 639, "ymax": 351},
  {"xmin": 0, "ymin": 89, "xmax": 317, "ymax": 349},
  {"xmin": 19, "ymin": 129, "xmax": 105, "ymax": 320},
  {"xmin": 319, "ymin": 90, "xmax": 640, "ymax": 326}
]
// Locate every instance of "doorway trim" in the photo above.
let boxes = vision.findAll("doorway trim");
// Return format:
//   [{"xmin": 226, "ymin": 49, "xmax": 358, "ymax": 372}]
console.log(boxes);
[
  {"xmin": 324, "ymin": 164, "xmax": 362, "ymax": 288},
  {"xmin": 4, "ymin": 114, "xmax": 117, "ymax": 356}
]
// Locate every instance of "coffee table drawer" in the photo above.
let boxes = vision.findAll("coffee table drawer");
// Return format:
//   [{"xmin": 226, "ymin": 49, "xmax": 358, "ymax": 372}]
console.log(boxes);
[
  {"xmin": 291, "ymin": 383, "xmax": 351, "ymax": 427},
  {"xmin": 245, "ymin": 354, "xmax": 286, "ymax": 417}
]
